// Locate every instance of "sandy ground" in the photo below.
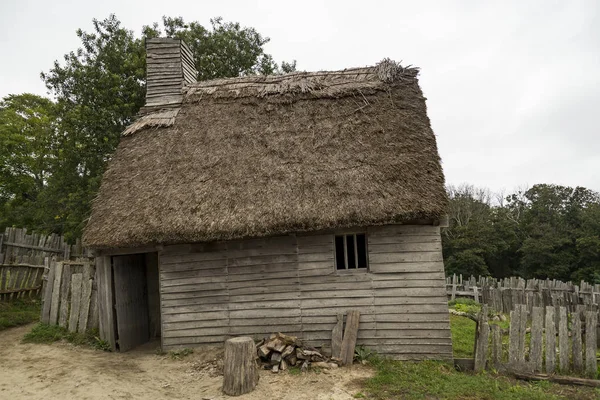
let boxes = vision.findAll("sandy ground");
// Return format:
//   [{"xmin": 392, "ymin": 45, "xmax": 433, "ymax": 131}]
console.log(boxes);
[{"xmin": 0, "ymin": 324, "xmax": 373, "ymax": 400}]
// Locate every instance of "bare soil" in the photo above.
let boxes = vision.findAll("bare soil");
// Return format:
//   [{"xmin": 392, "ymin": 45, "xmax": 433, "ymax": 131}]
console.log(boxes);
[{"xmin": 0, "ymin": 324, "xmax": 373, "ymax": 400}]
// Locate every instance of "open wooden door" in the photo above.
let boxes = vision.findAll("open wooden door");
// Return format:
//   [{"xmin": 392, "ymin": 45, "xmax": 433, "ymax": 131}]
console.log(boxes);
[{"xmin": 112, "ymin": 254, "xmax": 149, "ymax": 351}]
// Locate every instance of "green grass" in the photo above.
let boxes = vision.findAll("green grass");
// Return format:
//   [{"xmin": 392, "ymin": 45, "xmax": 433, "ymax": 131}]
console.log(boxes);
[
  {"xmin": 23, "ymin": 323, "xmax": 111, "ymax": 351},
  {"xmin": 0, "ymin": 299, "xmax": 41, "ymax": 330},
  {"xmin": 363, "ymin": 359, "xmax": 600, "ymax": 400},
  {"xmin": 359, "ymin": 308, "xmax": 600, "ymax": 399},
  {"xmin": 169, "ymin": 348, "xmax": 194, "ymax": 360},
  {"xmin": 450, "ymin": 314, "xmax": 477, "ymax": 358}
]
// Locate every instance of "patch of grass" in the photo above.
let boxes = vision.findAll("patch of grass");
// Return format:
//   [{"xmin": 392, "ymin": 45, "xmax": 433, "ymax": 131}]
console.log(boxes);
[
  {"xmin": 450, "ymin": 314, "xmax": 476, "ymax": 358},
  {"xmin": 354, "ymin": 345, "xmax": 375, "ymax": 363},
  {"xmin": 23, "ymin": 323, "xmax": 111, "ymax": 351},
  {"xmin": 169, "ymin": 348, "xmax": 194, "ymax": 360},
  {"xmin": 364, "ymin": 359, "xmax": 600, "ymax": 400},
  {"xmin": 287, "ymin": 366, "xmax": 301, "ymax": 375},
  {"xmin": 0, "ymin": 299, "xmax": 41, "ymax": 330}
]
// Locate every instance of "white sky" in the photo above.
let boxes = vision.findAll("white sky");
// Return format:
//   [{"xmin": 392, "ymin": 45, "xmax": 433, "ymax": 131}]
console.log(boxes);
[{"xmin": 1, "ymin": 0, "xmax": 599, "ymax": 193}]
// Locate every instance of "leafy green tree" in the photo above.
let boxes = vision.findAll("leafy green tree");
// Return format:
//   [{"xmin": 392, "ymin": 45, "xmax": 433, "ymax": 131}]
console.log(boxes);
[
  {"xmin": 0, "ymin": 94, "xmax": 57, "ymax": 229},
  {"xmin": 518, "ymin": 184, "xmax": 600, "ymax": 282},
  {"xmin": 31, "ymin": 14, "xmax": 296, "ymax": 240},
  {"xmin": 158, "ymin": 16, "xmax": 296, "ymax": 78}
]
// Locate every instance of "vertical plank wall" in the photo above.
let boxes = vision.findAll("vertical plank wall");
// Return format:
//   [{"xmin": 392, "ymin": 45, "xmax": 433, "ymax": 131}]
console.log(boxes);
[{"xmin": 158, "ymin": 224, "xmax": 452, "ymax": 359}]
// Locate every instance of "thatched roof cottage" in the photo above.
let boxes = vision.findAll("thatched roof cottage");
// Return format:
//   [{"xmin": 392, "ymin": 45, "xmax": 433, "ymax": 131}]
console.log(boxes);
[{"xmin": 84, "ymin": 38, "xmax": 451, "ymax": 358}]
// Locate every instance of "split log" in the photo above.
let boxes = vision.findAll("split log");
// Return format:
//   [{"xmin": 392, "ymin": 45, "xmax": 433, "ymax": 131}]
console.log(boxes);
[
  {"xmin": 514, "ymin": 372, "xmax": 600, "ymax": 388},
  {"xmin": 331, "ymin": 313, "xmax": 343, "ymax": 358},
  {"xmin": 223, "ymin": 337, "xmax": 259, "ymax": 396},
  {"xmin": 340, "ymin": 310, "xmax": 360, "ymax": 366}
]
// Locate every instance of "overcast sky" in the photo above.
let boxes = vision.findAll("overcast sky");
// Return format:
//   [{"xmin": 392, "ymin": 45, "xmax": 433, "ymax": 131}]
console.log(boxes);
[{"xmin": 1, "ymin": 0, "xmax": 598, "ymax": 193}]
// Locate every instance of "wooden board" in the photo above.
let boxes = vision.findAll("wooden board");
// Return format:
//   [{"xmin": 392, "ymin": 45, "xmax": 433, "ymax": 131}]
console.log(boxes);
[
  {"xmin": 58, "ymin": 264, "xmax": 71, "ymax": 328},
  {"xmin": 49, "ymin": 262, "xmax": 64, "ymax": 325},
  {"xmin": 331, "ymin": 313, "xmax": 343, "ymax": 358},
  {"xmin": 340, "ymin": 310, "xmax": 360, "ymax": 365},
  {"xmin": 113, "ymin": 254, "xmax": 149, "ymax": 352},
  {"xmin": 545, "ymin": 306, "xmax": 556, "ymax": 374},
  {"xmin": 530, "ymin": 307, "xmax": 544, "ymax": 372},
  {"xmin": 96, "ymin": 256, "xmax": 116, "ymax": 351},
  {"xmin": 41, "ymin": 258, "xmax": 56, "ymax": 323},
  {"xmin": 77, "ymin": 263, "xmax": 93, "ymax": 333},
  {"xmin": 558, "ymin": 307, "xmax": 568, "ymax": 372},
  {"xmin": 68, "ymin": 273, "xmax": 83, "ymax": 332}
]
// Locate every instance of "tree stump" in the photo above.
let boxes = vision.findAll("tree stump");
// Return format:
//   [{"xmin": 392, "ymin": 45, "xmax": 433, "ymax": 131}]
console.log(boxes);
[{"xmin": 223, "ymin": 337, "xmax": 259, "ymax": 396}]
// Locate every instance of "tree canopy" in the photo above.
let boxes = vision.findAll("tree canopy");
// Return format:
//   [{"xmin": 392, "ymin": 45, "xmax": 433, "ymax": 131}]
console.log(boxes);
[
  {"xmin": 443, "ymin": 184, "xmax": 600, "ymax": 283},
  {"xmin": 0, "ymin": 14, "xmax": 295, "ymax": 241}
]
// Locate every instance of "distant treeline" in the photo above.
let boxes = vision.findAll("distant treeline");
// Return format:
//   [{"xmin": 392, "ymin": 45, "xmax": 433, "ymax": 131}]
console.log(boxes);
[{"xmin": 442, "ymin": 184, "xmax": 600, "ymax": 284}]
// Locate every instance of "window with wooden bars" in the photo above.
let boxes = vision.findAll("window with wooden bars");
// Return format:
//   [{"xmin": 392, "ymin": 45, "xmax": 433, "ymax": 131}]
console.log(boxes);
[{"xmin": 334, "ymin": 233, "xmax": 368, "ymax": 270}]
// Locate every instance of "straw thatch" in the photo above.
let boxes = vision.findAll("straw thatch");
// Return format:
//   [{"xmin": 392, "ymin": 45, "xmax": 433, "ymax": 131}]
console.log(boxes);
[{"xmin": 84, "ymin": 60, "xmax": 447, "ymax": 249}]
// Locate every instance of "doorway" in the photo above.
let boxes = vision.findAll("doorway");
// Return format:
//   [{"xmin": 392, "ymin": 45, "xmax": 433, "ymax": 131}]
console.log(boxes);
[{"xmin": 111, "ymin": 252, "xmax": 160, "ymax": 351}]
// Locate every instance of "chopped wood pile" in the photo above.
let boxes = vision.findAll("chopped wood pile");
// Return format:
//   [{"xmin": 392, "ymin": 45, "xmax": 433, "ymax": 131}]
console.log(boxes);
[{"xmin": 256, "ymin": 333, "xmax": 340, "ymax": 373}]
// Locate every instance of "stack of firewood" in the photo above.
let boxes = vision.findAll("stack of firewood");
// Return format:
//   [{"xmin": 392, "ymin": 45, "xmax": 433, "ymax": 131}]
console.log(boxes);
[{"xmin": 256, "ymin": 332, "xmax": 340, "ymax": 373}]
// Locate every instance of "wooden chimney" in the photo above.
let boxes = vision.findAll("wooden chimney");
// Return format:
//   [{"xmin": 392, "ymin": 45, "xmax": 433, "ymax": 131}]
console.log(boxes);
[{"xmin": 142, "ymin": 38, "xmax": 197, "ymax": 114}]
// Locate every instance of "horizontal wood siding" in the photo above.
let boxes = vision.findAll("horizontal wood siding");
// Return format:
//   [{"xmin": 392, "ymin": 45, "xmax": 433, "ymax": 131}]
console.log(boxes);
[
  {"xmin": 159, "ymin": 224, "xmax": 451, "ymax": 360},
  {"xmin": 368, "ymin": 225, "xmax": 452, "ymax": 359}
]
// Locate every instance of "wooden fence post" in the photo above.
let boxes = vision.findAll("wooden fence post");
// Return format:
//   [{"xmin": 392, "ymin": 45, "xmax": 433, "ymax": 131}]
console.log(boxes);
[
  {"xmin": 530, "ymin": 307, "xmax": 544, "ymax": 373},
  {"xmin": 558, "ymin": 307, "xmax": 569, "ymax": 373},
  {"xmin": 491, "ymin": 324, "xmax": 502, "ymax": 369},
  {"xmin": 572, "ymin": 310, "xmax": 583, "ymax": 372},
  {"xmin": 474, "ymin": 305, "xmax": 489, "ymax": 372},
  {"xmin": 508, "ymin": 307, "xmax": 521, "ymax": 367},
  {"xmin": 585, "ymin": 311, "xmax": 598, "ymax": 378},
  {"xmin": 545, "ymin": 306, "xmax": 556, "ymax": 374}
]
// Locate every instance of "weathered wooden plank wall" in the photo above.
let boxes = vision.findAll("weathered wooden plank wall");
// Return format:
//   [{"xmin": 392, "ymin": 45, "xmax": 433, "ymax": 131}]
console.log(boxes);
[
  {"xmin": 159, "ymin": 224, "xmax": 452, "ymax": 360},
  {"xmin": 40, "ymin": 260, "xmax": 99, "ymax": 334}
]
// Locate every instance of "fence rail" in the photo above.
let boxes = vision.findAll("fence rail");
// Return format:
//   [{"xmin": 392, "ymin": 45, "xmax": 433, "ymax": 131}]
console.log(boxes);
[{"xmin": 0, "ymin": 227, "xmax": 92, "ymax": 300}]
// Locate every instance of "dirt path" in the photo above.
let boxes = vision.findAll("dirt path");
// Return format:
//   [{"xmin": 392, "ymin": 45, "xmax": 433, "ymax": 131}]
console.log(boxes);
[{"xmin": 0, "ymin": 324, "xmax": 373, "ymax": 399}]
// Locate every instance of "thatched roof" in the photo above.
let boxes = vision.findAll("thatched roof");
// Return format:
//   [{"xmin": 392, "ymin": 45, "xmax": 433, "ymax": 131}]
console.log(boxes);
[{"xmin": 83, "ymin": 60, "xmax": 447, "ymax": 249}]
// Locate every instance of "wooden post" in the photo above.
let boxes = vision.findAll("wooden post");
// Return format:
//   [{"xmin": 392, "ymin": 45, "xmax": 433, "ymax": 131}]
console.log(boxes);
[
  {"xmin": 508, "ymin": 308, "xmax": 520, "ymax": 367},
  {"xmin": 68, "ymin": 273, "xmax": 83, "ymax": 333},
  {"xmin": 572, "ymin": 310, "xmax": 583, "ymax": 372},
  {"xmin": 340, "ymin": 310, "xmax": 361, "ymax": 366},
  {"xmin": 77, "ymin": 263, "xmax": 94, "ymax": 334},
  {"xmin": 49, "ymin": 262, "xmax": 64, "ymax": 325},
  {"xmin": 558, "ymin": 307, "xmax": 568, "ymax": 373},
  {"xmin": 58, "ymin": 264, "xmax": 71, "ymax": 327},
  {"xmin": 331, "ymin": 313, "xmax": 343, "ymax": 359},
  {"xmin": 585, "ymin": 311, "xmax": 598, "ymax": 378},
  {"xmin": 474, "ymin": 305, "xmax": 489, "ymax": 372},
  {"xmin": 41, "ymin": 258, "xmax": 55, "ymax": 323},
  {"xmin": 491, "ymin": 324, "xmax": 502, "ymax": 369},
  {"xmin": 223, "ymin": 337, "xmax": 259, "ymax": 396},
  {"xmin": 545, "ymin": 306, "xmax": 556, "ymax": 374},
  {"xmin": 96, "ymin": 256, "xmax": 116, "ymax": 351},
  {"xmin": 517, "ymin": 304, "xmax": 527, "ymax": 360},
  {"xmin": 530, "ymin": 307, "xmax": 544, "ymax": 373}
]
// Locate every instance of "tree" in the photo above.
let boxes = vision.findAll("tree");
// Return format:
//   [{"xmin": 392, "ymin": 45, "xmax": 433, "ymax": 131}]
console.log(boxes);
[
  {"xmin": 0, "ymin": 94, "xmax": 58, "ymax": 229},
  {"xmin": 31, "ymin": 14, "xmax": 296, "ymax": 240},
  {"xmin": 518, "ymin": 184, "xmax": 600, "ymax": 282}
]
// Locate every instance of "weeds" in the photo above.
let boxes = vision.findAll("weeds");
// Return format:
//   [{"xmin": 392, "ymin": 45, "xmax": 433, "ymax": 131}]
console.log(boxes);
[
  {"xmin": 23, "ymin": 323, "xmax": 111, "ymax": 351},
  {"xmin": 169, "ymin": 348, "xmax": 194, "ymax": 360},
  {"xmin": 0, "ymin": 299, "xmax": 41, "ymax": 330}
]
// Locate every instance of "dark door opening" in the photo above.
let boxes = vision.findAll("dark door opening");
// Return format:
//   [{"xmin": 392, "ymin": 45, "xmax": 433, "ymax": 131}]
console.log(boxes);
[{"xmin": 111, "ymin": 252, "xmax": 160, "ymax": 351}]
